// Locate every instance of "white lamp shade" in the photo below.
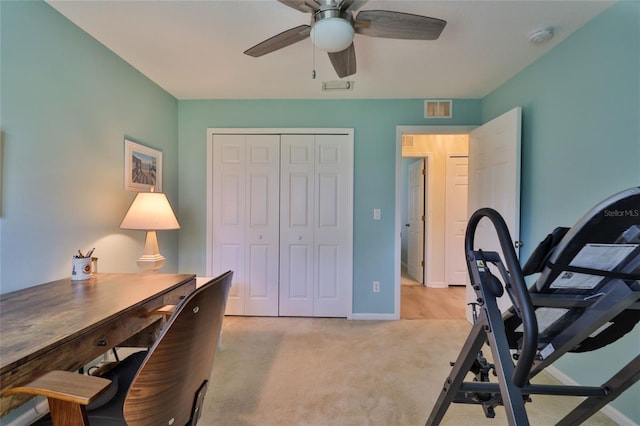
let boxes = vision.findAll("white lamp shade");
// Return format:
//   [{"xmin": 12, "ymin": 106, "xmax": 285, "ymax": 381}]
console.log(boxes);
[
  {"xmin": 311, "ymin": 17, "xmax": 354, "ymax": 53},
  {"xmin": 120, "ymin": 192, "xmax": 180, "ymax": 230}
]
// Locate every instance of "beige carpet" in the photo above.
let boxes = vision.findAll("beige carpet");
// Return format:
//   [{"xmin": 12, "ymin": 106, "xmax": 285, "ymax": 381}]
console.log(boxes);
[{"xmin": 200, "ymin": 316, "xmax": 617, "ymax": 426}]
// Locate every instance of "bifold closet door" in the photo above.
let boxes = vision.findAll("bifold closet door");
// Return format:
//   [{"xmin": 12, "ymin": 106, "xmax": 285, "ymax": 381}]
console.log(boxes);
[
  {"xmin": 279, "ymin": 134, "xmax": 353, "ymax": 317},
  {"xmin": 211, "ymin": 134, "xmax": 280, "ymax": 316}
]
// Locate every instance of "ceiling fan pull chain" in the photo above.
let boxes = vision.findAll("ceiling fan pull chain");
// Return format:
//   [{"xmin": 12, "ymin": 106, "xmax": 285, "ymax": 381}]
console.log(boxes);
[{"xmin": 312, "ymin": 40, "xmax": 317, "ymax": 79}]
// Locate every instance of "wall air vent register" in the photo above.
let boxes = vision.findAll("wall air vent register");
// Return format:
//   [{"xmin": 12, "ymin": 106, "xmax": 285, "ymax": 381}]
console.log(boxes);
[{"xmin": 424, "ymin": 100, "xmax": 452, "ymax": 118}]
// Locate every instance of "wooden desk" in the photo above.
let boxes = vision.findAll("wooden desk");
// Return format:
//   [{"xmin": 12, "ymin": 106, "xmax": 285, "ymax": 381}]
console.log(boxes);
[{"xmin": 0, "ymin": 273, "xmax": 195, "ymax": 417}]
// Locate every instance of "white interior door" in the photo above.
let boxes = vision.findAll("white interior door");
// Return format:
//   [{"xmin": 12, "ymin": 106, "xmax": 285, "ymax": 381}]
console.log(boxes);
[
  {"xmin": 280, "ymin": 134, "xmax": 353, "ymax": 317},
  {"xmin": 466, "ymin": 107, "xmax": 522, "ymax": 322},
  {"xmin": 211, "ymin": 134, "xmax": 280, "ymax": 316},
  {"xmin": 445, "ymin": 155, "xmax": 468, "ymax": 286},
  {"xmin": 407, "ymin": 159, "xmax": 425, "ymax": 283}
]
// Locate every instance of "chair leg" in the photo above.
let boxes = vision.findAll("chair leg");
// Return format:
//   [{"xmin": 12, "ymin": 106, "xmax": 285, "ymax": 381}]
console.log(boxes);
[{"xmin": 48, "ymin": 398, "xmax": 90, "ymax": 426}]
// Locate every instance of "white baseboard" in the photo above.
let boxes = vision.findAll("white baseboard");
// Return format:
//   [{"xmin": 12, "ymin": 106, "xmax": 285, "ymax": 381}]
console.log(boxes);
[
  {"xmin": 544, "ymin": 365, "xmax": 637, "ymax": 426},
  {"xmin": 350, "ymin": 313, "xmax": 398, "ymax": 321},
  {"xmin": 427, "ymin": 281, "xmax": 447, "ymax": 288}
]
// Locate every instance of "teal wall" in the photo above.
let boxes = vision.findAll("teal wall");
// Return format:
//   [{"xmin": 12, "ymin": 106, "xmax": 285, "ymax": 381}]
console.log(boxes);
[
  {"xmin": 177, "ymin": 99, "xmax": 481, "ymax": 314},
  {"xmin": 482, "ymin": 2, "xmax": 640, "ymax": 422},
  {"xmin": 0, "ymin": 1, "xmax": 180, "ymax": 293}
]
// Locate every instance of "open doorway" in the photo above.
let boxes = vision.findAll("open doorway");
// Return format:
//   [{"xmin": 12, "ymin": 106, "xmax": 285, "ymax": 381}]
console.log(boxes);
[
  {"xmin": 396, "ymin": 127, "xmax": 473, "ymax": 319},
  {"xmin": 396, "ymin": 110, "xmax": 522, "ymax": 320}
]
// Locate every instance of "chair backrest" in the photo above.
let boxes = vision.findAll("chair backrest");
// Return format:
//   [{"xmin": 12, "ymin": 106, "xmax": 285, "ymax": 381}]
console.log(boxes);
[{"xmin": 123, "ymin": 271, "xmax": 232, "ymax": 425}]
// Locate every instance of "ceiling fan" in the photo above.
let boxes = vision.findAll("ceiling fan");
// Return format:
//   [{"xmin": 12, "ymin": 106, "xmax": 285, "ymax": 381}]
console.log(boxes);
[{"xmin": 244, "ymin": 0, "xmax": 447, "ymax": 78}]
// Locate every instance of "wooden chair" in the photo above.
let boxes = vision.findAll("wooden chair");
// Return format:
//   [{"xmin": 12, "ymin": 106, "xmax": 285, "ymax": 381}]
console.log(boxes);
[{"xmin": 6, "ymin": 271, "xmax": 233, "ymax": 426}]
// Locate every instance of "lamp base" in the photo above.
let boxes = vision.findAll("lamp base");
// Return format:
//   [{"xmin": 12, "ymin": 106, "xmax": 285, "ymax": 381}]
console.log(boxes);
[
  {"xmin": 137, "ymin": 230, "xmax": 166, "ymax": 272},
  {"xmin": 136, "ymin": 253, "xmax": 166, "ymax": 272}
]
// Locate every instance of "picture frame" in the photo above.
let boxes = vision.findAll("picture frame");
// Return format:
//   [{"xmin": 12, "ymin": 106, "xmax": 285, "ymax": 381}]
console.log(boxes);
[
  {"xmin": 124, "ymin": 139, "xmax": 162, "ymax": 192},
  {"xmin": 0, "ymin": 131, "xmax": 3, "ymax": 215}
]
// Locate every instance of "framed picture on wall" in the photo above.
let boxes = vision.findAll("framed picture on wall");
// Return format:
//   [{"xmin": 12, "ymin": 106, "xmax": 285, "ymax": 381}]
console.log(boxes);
[
  {"xmin": 0, "ymin": 131, "xmax": 3, "ymax": 215},
  {"xmin": 124, "ymin": 139, "xmax": 162, "ymax": 192}
]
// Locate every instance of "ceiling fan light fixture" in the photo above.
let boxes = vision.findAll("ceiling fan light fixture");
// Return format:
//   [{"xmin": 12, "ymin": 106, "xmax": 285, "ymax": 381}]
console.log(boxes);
[{"xmin": 311, "ymin": 16, "xmax": 354, "ymax": 53}]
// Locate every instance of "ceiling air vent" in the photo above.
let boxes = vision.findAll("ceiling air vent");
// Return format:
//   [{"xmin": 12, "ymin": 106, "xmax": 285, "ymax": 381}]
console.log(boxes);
[
  {"xmin": 424, "ymin": 100, "xmax": 452, "ymax": 118},
  {"xmin": 402, "ymin": 135, "xmax": 415, "ymax": 147},
  {"xmin": 322, "ymin": 80, "xmax": 354, "ymax": 91}
]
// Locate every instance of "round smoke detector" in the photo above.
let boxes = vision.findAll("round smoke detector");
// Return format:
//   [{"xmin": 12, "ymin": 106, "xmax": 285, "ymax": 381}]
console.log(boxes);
[{"xmin": 529, "ymin": 27, "xmax": 554, "ymax": 44}]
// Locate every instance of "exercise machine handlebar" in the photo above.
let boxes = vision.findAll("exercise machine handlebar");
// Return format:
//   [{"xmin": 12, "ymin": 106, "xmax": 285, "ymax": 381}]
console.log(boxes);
[{"xmin": 465, "ymin": 208, "xmax": 538, "ymax": 388}]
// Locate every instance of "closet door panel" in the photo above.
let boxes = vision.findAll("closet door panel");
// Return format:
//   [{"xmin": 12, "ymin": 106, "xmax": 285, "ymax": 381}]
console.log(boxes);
[
  {"xmin": 317, "ymin": 244, "xmax": 339, "ymax": 299},
  {"xmin": 289, "ymin": 174, "xmax": 312, "ymax": 226},
  {"xmin": 287, "ymin": 245, "xmax": 312, "ymax": 298},
  {"xmin": 314, "ymin": 134, "xmax": 353, "ymax": 317},
  {"xmin": 219, "ymin": 243, "xmax": 243, "ymax": 313},
  {"xmin": 212, "ymin": 135, "xmax": 246, "ymax": 314},
  {"xmin": 221, "ymin": 175, "xmax": 242, "ymax": 226},
  {"xmin": 246, "ymin": 243, "xmax": 273, "ymax": 314},
  {"xmin": 282, "ymin": 244, "xmax": 313, "ymax": 316},
  {"xmin": 244, "ymin": 135, "xmax": 280, "ymax": 316},
  {"xmin": 248, "ymin": 175, "xmax": 269, "ymax": 225},
  {"xmin": 212, "ymin": 134, "xmax": 279, "ymax": 316},
  {"xmin": 280, "ymin": 135, "xmax": 315, "ymax": 316},
  {"xmin": 317, "ymin": 174, "xmax": 338, "ymax": 227}
]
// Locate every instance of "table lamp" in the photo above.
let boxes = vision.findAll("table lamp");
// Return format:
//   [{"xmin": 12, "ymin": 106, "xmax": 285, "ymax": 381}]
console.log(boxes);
[{"xmin": 120, "ymin": 189, "xmax": 180, "ymax": 272}]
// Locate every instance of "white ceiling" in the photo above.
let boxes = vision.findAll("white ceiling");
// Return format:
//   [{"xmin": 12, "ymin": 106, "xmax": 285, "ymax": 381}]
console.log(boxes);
[{"xmin": 46, "ymin": 0, "xmax": 614, "ymax": 100}]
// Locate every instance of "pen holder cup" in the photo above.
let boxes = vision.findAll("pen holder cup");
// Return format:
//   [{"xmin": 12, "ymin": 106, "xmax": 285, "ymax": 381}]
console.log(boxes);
[{"xmin": 71, "ymin": 257, "xmax": 97, "ymax": 281}]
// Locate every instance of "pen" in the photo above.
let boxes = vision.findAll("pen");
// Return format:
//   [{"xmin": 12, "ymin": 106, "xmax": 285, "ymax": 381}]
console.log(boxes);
[
  {"xmin": 85, "ymin": 248, "xmax": 95, "ymax": 258},
  {"xmin": 77, "ymin": 249, "xmax": 84, "ymax": 258}
]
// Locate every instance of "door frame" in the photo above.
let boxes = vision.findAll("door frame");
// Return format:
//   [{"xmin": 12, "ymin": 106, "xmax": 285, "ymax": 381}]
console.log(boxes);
[
  {"xmin": 207, "ymin": 128, "xmax": 354, "ymax": 318},
  {"xmin": 394, "ymin": 126, "xmax": 475, "ymax": 319}
]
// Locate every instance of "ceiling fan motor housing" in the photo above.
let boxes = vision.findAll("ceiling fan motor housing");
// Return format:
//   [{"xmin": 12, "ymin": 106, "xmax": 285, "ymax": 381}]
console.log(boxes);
[{"xmin": 311, "ymin": 9, "xmax": 355, "ymax": 52}]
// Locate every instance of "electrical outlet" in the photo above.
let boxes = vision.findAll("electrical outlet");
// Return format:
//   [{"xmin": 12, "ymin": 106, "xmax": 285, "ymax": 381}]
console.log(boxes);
[
  {"xmin": 373, "ymin": 209, "xmax": 381, "ymax": 220},
  {"xmin": 373, "ymin": 281, "xmax": 380, "ymax": 292}
]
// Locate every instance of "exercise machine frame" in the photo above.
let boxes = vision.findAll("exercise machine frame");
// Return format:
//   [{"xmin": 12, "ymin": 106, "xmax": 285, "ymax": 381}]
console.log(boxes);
[{"xmin": 426, "ymin": 207, "xmax": 640, "ymax": 426}]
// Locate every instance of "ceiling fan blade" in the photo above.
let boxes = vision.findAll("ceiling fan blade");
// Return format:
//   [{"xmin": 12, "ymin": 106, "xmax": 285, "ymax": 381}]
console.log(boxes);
[
  {"xmin": 340, "ymin": 0, "xmax": 368, "ymax": 13},
  {"xmin": 244, "ymin": 25, "xmax": 311, "ymax": 57},
  {"xmin": 328, "ymin": 43, "xmax": 356, "ymax": 78},
  {"xmin": 355, "ymin": 10, "xmax": 446, "ymax": 40},
  {"xmin": 277, "ymin": 0, "xmax": 320, "ymax": 13}
]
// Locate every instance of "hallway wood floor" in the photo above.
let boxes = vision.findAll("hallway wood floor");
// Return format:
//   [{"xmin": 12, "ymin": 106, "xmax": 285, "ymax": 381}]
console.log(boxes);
[{"xmin": 400, "ymin": 269, "xmax": 467, "ymax": 320}]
